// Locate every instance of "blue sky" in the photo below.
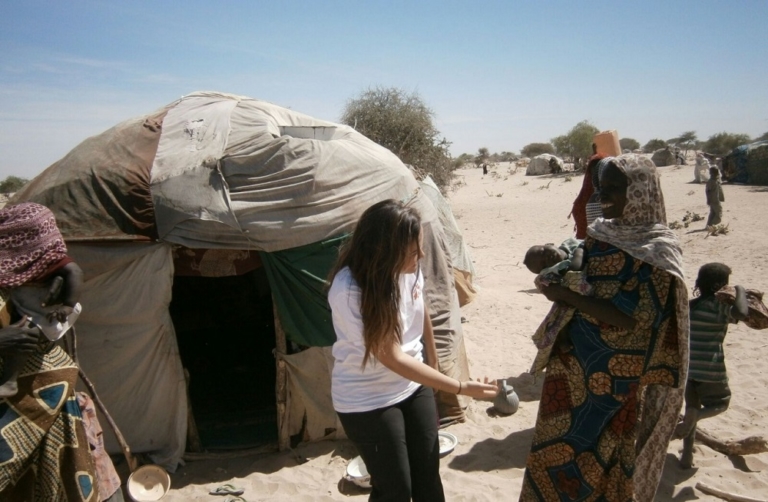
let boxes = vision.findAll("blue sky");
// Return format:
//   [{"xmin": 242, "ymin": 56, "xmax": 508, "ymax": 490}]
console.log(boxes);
[{"xmin": 1, "ymin": 0, "xmax": 766, "ymax": 179}]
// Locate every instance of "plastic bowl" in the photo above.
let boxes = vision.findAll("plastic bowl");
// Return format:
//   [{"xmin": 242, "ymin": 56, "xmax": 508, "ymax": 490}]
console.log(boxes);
[
  {"xmin": 345, "ymin": 455, "xmax": 372, "ymax": 489},
  {"xmin": 126, "ymin": 465, "xmax": 171, "ymax": 501}
]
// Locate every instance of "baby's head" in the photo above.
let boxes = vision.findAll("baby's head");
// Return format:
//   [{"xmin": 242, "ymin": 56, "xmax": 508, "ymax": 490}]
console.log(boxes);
[
  {"xmin": 524, "ymin": 244, "xmax": 563, "ymax": 274},
  {"xmin": 695, "ymin": 262, "xmax": 731, "ymax": 297}
]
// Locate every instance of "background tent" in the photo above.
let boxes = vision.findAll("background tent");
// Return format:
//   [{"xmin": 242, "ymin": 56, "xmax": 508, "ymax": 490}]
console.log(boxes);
[
  {"xmin": 723, "ymin": 140, "xmax": 768, "ymax": 185},
  {"xmin": 525, "ymin": 154, "xmax": 564, "ymax": 175},
  {"xmin": 651, "ymin": 148, "xmax": 676, "ymax": 167},
  {"xmin": 11, "ymin": 91, "xmax": 472, "ymax": 470},
  {"xmin": 419, "ymin": 175, "xmax": 477, "ymax": 306}
]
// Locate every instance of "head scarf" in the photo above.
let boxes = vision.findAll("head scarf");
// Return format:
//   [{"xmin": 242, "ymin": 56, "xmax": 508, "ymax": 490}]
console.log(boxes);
[
  {"xmin": 0, "ymin": 202, "xmax": 68, "ymax": 288},
  {"xmin": 588, "ymin": 154, "xmax": 683, "ymax": 278},
  {"xmin": 588, "ymin": 154, "xmax": 689, "ymax": 501}
]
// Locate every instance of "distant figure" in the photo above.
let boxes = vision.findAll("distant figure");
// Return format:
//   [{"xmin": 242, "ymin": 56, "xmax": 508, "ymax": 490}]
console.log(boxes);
[
  {"xmin": 675, "ymin": 263, "xmax": 748, "ymax": 469},
  {"xmin": 675, "ymin": 147, "xmax": 686, "ymax": 165},
  {"xmin": 482, "ymin": 163, "xmax": 488, "ymax": 175},
  {"xmin": 706, "ymin": 167, "xmax": 724, "ymax": 226},
  {"xmin": 694, "ymin": 153, "xmax": 711, "ymax": 184},
  {"xmin": 548, "ymin": 157, "xmax": 561, "ymax": 174},
  {"xmin": 584, "ymin": 157, "xmax": 614, "ymax": 227},
  {"xmin": 569, "ymin": 154, "xmax": 606, "ymax": 238}
]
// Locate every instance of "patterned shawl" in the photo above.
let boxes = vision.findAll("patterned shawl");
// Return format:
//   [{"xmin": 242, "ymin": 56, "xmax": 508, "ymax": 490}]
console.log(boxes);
[
  {"xmin": 0, "ymin": 203, "xmax": 68, "ymax": 288},
  {"xmin": 588, "ymin": 154, "xmax": 689, "ymax": 502}
]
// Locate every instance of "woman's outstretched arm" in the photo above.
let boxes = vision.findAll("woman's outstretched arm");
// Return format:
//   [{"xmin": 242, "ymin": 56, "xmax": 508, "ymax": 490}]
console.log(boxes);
[
  {"xmin": 377, "ymin": 341, "xmax": 498, "ymax": 400},
  {"xmin": 540, "ymin": 283, "xmax": 637, "ymax": 330}
]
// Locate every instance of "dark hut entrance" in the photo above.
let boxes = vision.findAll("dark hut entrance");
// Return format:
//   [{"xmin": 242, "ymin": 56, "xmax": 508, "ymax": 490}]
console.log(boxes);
[{"xmin": 169, "ymin": 248, "xmax": 277, "ymax": 450}]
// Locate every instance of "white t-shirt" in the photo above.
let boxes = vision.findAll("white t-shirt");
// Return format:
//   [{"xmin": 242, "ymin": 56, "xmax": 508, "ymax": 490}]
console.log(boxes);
[{"xmin": 329, "ymin": 266, "xmax": 424, "ymax": 413}]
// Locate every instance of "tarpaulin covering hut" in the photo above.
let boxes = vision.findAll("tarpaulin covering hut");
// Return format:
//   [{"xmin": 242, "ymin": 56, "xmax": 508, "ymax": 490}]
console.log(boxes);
[
  {"xmin": 525, "ymin": 154, "xmax": 564, "ymax": 176},
  {"xmin": 723, "ymin": 140, "xmax": 768, "ymax": 185},
  {"xmin": 11, "ymin": 91, "xmax": 472, "ymax": 470}
]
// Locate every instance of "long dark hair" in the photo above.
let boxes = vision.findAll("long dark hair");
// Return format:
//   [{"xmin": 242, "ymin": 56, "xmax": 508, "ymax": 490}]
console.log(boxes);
[{"xmin": 330, "ymin": 199, "xmax": 422, "ymax": 367}]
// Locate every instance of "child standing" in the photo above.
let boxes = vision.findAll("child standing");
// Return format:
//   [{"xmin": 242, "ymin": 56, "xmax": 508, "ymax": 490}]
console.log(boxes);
[
  {"xmin": 676, "ymin": 263, "xmax": 748, "ymax": 468},
  {"xmin": 0, "ymin": 202, "xmax": 83, "ymax": 397},
  {"xmin": 706, "ymin": 166, "xmax": 725, "ymax": 227}
]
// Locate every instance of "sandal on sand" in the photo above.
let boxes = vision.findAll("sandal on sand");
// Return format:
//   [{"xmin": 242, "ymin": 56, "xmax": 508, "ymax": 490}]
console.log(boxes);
[
  {"xmin": 210, "ymin": 484, "xmax": 245, "ymax": 496},
  {"xmin": 224, "ymin": 497, "xmax": 247, "ymax": 502}
]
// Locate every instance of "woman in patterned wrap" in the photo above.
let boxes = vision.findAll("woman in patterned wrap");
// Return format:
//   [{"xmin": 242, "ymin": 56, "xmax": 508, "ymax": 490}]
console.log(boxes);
[
  {"xmin": 0, "ymin": 202, "xmax": 98, "ymax": 502},
  {"xmin": 521, "ymin": 155, "xmax": 689, "ymax": 502}
]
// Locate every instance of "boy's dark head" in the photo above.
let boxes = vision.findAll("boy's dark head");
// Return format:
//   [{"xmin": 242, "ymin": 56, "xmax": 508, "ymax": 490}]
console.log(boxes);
[
  {"xmin": 524, "ymin": 244, "xmax": 563, "ymax": 274},
  {"xmin": 710, "ymin": 167, "xmax": 720, "ymax": 177},
  {"xmin": 695, "ymin": 262, "xmax": 731, "ymax": 297}
]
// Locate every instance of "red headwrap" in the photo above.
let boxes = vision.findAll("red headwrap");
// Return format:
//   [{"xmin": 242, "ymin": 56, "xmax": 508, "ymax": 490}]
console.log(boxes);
[{"xmin": 0, "ymin": 202, "xmax": 68, "ymax": 288}]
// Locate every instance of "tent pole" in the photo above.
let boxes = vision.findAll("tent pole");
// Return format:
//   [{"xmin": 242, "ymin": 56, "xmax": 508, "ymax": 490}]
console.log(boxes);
[{"xmin": 273, "ymin": 299, "xmax": 290, "ymax": 450}]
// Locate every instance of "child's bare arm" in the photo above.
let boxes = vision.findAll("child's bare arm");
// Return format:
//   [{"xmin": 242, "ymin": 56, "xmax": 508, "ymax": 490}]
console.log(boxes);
[
  {"xmin": 732, "ymin": 285, "xmax": 749, "ymax": 321},
  {"xmin": 44, "ymin": 262, "xmax": 83, "ymax": 323},
  {"xmin": 57, "ymin": 262, "xmax": 83, "ymax": 308},
  {"xmin": 569, "ymin": 247, "xmax": 585, "ymax": 271}
]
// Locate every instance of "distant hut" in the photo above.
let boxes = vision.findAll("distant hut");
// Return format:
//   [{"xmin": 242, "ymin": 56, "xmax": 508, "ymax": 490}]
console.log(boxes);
[
  {"xmin": 651, "ymin": 148, "xmax": 676, "ymax": 167},
  {"xmin": 723, "ymin": 140, "xmax": 768, "ymax": 185},
  {"xmin": 526, "ymin": 154, "xmax": 565, "ymax": 175}
]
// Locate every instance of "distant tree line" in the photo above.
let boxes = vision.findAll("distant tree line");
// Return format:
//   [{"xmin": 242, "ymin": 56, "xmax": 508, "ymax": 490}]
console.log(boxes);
[
  {"xmin": 338, "ymin": 85, "xmax": 768, "ymax": 190},
  {"xmin": 504, "ymin": 127, "xmax": 767, "ymax": 169},
  {"xmin": 0, "ymin": 176, "xmax": 28, "ymax": 194}
]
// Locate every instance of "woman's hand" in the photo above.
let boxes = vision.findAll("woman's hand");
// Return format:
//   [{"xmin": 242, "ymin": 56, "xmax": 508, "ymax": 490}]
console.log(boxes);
[
  {"xmin": 458, "ymin": 377, "xmax": 498, "ymax": 400},
  {"xmin": 540, "ymin": 283, "xmax": 570, "ymax": 304},
  {"xmin": 0, "ymin": 317, "xmax": 42, "ymax": 355}
]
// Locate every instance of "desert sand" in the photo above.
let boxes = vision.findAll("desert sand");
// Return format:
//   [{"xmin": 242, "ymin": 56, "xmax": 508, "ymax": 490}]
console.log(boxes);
[{"xmin": 157, "ymin": 159, "xmax": 768, "ymax": 501}]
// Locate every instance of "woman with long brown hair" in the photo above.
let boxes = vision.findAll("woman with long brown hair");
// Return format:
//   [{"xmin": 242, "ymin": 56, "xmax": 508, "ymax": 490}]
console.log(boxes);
[{"xmin": 329, "ymin": 199, "xmax": 496, "ymax": 502}]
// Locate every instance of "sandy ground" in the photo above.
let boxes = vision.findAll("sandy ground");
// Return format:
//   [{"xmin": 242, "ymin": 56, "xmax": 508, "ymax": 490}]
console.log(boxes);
[{"xmin": 154, "ymin": 158, "xmax": 768, "ymax": 501}]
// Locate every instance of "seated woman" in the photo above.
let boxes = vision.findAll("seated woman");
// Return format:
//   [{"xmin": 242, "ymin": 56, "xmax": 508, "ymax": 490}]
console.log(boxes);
[
  {"xmin": 520, "ymin": 155, "xmax": 689, "ymax": 502},
  {"xmin": 0, "ymin": 202, "xmax": 99, "ymax": 501}
]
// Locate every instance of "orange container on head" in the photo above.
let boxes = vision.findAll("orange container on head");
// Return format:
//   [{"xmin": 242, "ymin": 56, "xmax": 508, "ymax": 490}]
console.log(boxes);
[{"xmin": 593, "ymin": 130, "xmax": 621, "ymax": 157}]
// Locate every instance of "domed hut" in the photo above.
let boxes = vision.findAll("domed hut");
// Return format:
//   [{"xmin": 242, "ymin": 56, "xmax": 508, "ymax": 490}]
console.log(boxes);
[{"xmin": 11, "ymin": 91, "xmax": 472, "ymax": 470}]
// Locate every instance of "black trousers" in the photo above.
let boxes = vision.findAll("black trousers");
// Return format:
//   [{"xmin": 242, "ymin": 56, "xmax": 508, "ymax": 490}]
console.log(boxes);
[{"xmin": 338, "ymin": 386, "xmax": 445, "ymax": 502}]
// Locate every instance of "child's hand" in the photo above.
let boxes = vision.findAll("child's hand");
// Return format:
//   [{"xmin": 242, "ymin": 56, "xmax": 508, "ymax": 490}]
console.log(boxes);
[{"xmin": 47, "ymin": 305, "xmax": 75, "ymax": 323}]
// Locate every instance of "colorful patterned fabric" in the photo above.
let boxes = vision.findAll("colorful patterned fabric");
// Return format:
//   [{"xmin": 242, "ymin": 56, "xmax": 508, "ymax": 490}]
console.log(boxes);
[
  {"xmin": 523, "ymin": 154, "xmax": 689, "ymax": 502},
  {"xmin": 77, "ymin": 393, "xmax": 122, "ymax": 501},
  {"xmin": 0, "ymin": 344, "xmax": 98, "ymax": 501},
  {"xmin": 529, "ymin": 271, "xmax": 591, "ymax": 378},
  {"xmin": 0, "ymin": 290, "xmax": 98, "ymax": 501},
  {"xmin": 522, "ymin": 240, "xmax": 681, "ymax": 502},
  {"xmin": 0, "ymin": 203, "xmax": 68, "ymax": 288},
  {"xmin": 688, "ymin": 296, "xmax": 734, "ymax": 383}
]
